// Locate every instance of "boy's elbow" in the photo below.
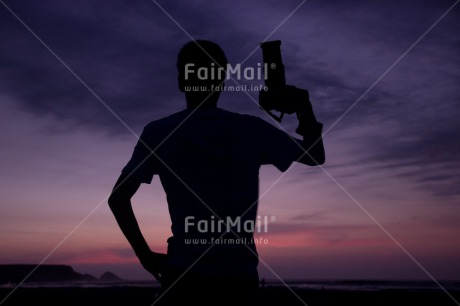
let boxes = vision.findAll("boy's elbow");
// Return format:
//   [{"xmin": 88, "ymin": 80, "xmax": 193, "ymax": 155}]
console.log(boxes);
[
  {"xmin": 298, "ymin": 154, "xmax": 325, "ymax": 166},
  {"xmin": 108, "ymin": 194, "xmax": 118, "ymax": 208},
  {"xmin": 314, "ymin": 158, "xmax": 325, "ymax": 166},
  {"xmin": 303, "ymin": 149, "xmax": 325, "ymax": 166},
  {"xmin": 315, "ymin": 152, "xmax": 325, "ymax": 165},
  {"xmin": 108, "ymin": 193, "xmax": 126, "ymax": 209},
  {"xmin": 308, "ymin": 155, "xmax": 325, "ymax": 166}
]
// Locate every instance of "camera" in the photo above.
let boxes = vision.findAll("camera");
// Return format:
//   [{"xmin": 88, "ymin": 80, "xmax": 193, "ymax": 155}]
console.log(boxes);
[{"xmin": 259, "ymin": 40, "xmax": 311, "ymax": 135}]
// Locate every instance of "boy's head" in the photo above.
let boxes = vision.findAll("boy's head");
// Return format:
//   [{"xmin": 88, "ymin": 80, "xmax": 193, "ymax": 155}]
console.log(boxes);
[{"xmin": 177, "ymin": 40, "xmax": 228, "ymax": 108}]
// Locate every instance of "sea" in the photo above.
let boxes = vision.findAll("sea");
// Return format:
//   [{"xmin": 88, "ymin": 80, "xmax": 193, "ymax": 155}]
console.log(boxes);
[{"xmin": 2, "ymin": 279, "xmax": 459, "ymax": 292}]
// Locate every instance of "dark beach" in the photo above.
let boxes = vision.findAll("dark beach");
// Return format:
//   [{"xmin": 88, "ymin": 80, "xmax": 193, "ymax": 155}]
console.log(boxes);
[{"xmin": 1, "ymin": 284, "xmax": 459, "ymax": 306}]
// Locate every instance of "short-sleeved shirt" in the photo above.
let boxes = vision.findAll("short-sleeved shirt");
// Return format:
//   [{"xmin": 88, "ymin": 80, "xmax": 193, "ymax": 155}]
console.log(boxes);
[{"xmin": 122, "ymin": 107, "xmax": 304, "ymax": 278}]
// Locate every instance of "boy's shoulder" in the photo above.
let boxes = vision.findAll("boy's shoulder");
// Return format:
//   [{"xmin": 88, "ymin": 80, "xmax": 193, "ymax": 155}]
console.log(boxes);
[{"xmin": 143, "ymin": 108, "xmax": 267, "ymax": 131}]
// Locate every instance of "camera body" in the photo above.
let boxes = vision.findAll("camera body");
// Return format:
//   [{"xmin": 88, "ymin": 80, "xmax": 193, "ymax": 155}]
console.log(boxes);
[{"xmin": 259, "ymin": 40, "xmax": 310, "ymax": 133}]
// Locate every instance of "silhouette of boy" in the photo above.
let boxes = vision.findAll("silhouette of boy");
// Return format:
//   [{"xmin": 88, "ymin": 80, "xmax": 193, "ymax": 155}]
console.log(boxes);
[{"xmin": 108, "ymin": 40, "xmax": 324, "ymax": 305}]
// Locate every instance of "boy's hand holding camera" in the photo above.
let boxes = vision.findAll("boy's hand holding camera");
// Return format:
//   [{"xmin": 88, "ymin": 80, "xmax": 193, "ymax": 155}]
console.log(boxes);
[{"xmin": 259, "ymin": 40, "xmax": 324, "ymax": 164}]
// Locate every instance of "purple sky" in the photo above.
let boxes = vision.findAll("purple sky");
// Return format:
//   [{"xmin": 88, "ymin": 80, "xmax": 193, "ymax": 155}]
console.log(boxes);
[{"xmin": 1, "ymin": 0, "xmax": 459, "ymax": 281}]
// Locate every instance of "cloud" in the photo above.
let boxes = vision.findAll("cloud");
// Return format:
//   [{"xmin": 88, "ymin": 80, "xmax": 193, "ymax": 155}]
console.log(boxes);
[
  {"xmin": 0, "ymin": 2, "xmax": 180, "ymax": 133},
  {"xmin": 3, "ymin": 0, "xmax": 458, "ymax": 208}
]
